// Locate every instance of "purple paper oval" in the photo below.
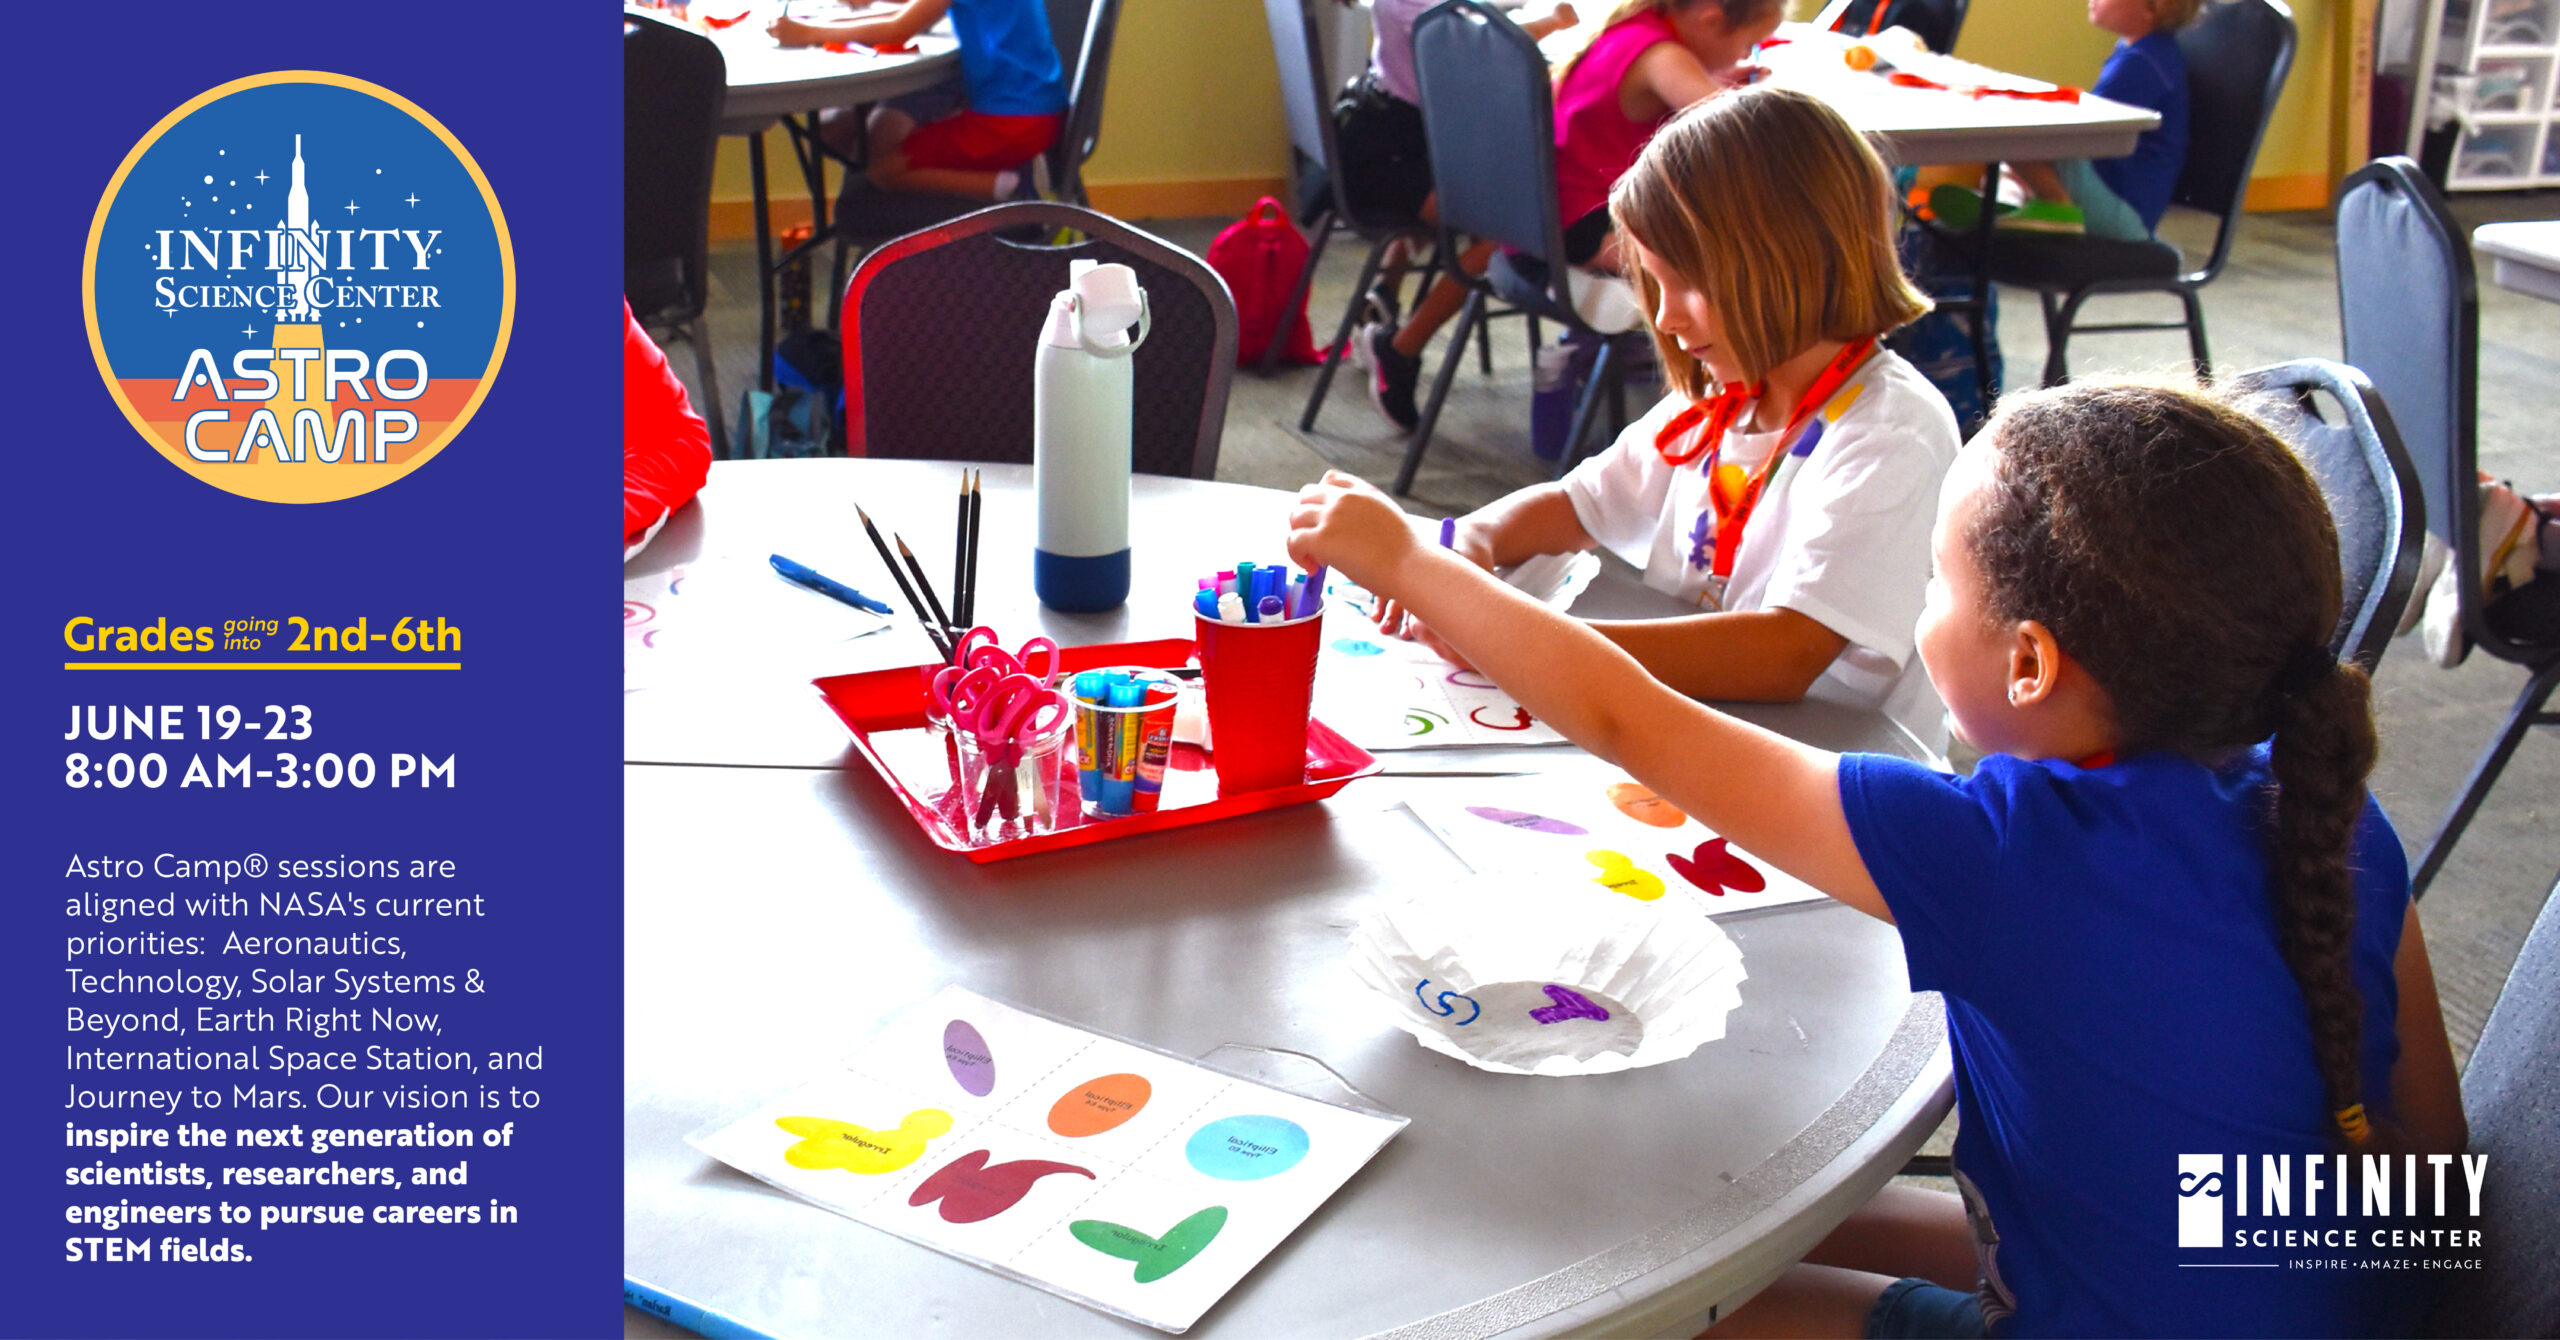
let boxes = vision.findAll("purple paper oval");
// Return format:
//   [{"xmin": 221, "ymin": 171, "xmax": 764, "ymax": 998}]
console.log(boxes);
[
  {"xmin": 1465, "ymin": 806, "xmax": 1587, "ymax": 835},
  {"xmin": 943, "ymin": 1019, "xmax": 995, "ymax": 1097}
]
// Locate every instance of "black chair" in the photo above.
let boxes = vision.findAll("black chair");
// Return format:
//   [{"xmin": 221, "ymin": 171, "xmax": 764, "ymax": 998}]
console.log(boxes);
[
  {"xmin": 2428, "ymin": 872, "xmax": 2560, "ymax": 1338},
  {"xmin": 1824, "ymin": 0, "xmax": 1973, "ymax": 54},
  {"xmin": 838, "ymin": 203, "xmax": 1235, "ymax": 478},
  {"xmin": 2335, "ymin": 157, "xmax": 2560, "ymax": 898},
  {"xmin": 1400, "ymin": 0, "xmax": 1652, "ymax": 496},
  {"xmin": 1261, "ymin": 0, "xmax": 1440, "ymax": 414},
  {"xmin": 625, "ymin": 12, "xmax": 730, "ymax": 458},
  {"xmin": 825, "ymin": 0, "xmax": 1122, "ymax": 313},
  {"xmin": 2227, "ymin": 359, "xmax": 2425, "ymax": 671},
  {"xmin": 1959, "ymin": 0, "xmax": 2295, "ymax": 386}
]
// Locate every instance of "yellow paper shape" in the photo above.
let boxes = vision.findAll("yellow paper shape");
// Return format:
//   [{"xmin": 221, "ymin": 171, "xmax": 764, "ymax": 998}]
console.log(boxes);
[
  {"xmin": 775, "ymin": 1108, "xmax": 953, "ymax": 1174},
  {"xmin": 1585, "ymin": 850, "xmax": 1665, "ymax": 901}
]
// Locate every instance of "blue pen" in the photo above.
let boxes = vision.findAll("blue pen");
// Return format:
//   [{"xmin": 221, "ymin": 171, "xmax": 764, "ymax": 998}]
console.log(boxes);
[
  {"xmin": 769, "ymin": 554, "xmax": 893, "ymax": 615},
  {"xmin": 625, "ymin": 1277, "xmax": 776, "ymax": 1340}
]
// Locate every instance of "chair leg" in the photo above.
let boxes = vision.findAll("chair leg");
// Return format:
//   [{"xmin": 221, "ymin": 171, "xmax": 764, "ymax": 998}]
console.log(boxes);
[
  {"xmin": 2042, "ymin": 290, "xmax": 2092, "ymax": 387},
  {"xmin": 1300, "ymin": 235, "xmax": 1394, "ymax": 433},
  {"xmin": 687, "ymin": 315, "xmax": 729, "ymax": 461},
  {"xmin": 827, "ymin": 234, "xmax": 853, "ymax": 332},
  {"xmin": 1554, "ymin": 338, "xmax": 1620, "ymax": 479},
  {"xmin": 1526, "ymin": 314, "xmax": 1543, "ymax": 359},
  {"xmin": 2180, "ymin": 288, "xmax": 2211, "ymax": 382},
  {"xmin": 1395, "ymin": 288, "xmax": 1485, "ymax": 496},
  {"xmin": 1476, "ymin": 307, "xmax": 1495, "ymax": 375},
  {"xmin": 2411, "ymin": 661, "xmax": 2560, "ymax": 898},
  {"xmin": 1263, "ymin": 213, "xmax": 1334, "ymax": 377}
]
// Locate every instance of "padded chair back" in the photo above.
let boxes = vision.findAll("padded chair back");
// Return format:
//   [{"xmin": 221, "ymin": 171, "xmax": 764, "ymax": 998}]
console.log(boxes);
[
  {"xmin": 2429, "ymin": 876, "xmax": 2560, "ymax": 1338},
  {"xmin": 1049, "ymin": 0, "xmax": 1123, "ymax": 205},
  {"xmin": 2228, "ymin": 359, "xmax": 2424, "ymax": 671},
  {"xmin": 2336, "ymin": 158, "xmax": 2474, "ymax": 553},
  {"xmin": 2173, "ymin": 0, "xmax": 2294, "ymax": 277},
  {"xmin": 623, "ymin": 13, "xmax": 725, "ymax": 323},
  {"xmin": 1264, "ymin": 0, "xmax": 1343, "ymax": 205},
  {"xmin": 1903, "ymin": 0, "xmax": 1972, "ymax": 53},
  {"xmin": 840, "ymin": 203, "xmax": 1236, "ymax": 478},
  {"xmin": 1412, "ymin": 0, "xmax": 1569, "ymax": 291}
]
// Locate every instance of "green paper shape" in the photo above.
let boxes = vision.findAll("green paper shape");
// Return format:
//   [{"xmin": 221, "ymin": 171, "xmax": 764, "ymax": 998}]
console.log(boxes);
[{"xmin": 1068, "ymin": 1205, "xmax": 1228, "ymax": 1283}]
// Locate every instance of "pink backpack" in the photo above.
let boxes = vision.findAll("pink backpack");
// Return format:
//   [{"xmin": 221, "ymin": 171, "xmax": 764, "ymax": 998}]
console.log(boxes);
[{"xmin": 1208, "ymin": 197, "xmax": 1320, "ymax": 367}]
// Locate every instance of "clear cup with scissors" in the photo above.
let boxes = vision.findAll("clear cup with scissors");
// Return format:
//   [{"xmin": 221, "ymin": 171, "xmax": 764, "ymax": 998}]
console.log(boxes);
[
  {"xmin": 930, "ymin": 663, "xmax": 1073, "ymax": 844},
  {"xmin": 921, "ymin": 627, "xmax": 1064, "ymax": 785}
]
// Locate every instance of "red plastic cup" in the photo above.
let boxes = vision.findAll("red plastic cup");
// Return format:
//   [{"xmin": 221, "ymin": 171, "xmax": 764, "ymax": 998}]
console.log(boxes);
[{"xmin": 1194, "ymin": 609, "xmax": 1323, "ymax": 794}]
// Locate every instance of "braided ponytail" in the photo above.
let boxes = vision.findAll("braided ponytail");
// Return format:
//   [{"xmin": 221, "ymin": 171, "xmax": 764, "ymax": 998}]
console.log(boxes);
[
  {"xmin": 1970, "ymin": 381, "xmax": 2385, "ymax": 1150},
  {"xmin": 2265, "ymin": 653, "xmax": 2381, "ymax": 1147}
]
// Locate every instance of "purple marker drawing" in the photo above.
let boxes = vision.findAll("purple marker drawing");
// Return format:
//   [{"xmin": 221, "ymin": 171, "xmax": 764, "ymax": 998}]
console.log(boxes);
[
  {"xmin": 1530, "ymin": 985, "xmax": 1611, "ymax": 1025},
  {"xmin": 1464, "ymin": 806, "xmax": 1587, "ymax": 835}
]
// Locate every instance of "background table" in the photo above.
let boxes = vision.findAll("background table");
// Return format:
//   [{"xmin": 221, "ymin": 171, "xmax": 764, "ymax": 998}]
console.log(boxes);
[
  {"xmin": 2473, "ymin": 221, "xmax": 2560, "ymax": 304},
  {"xmin": 625, "ymin": 461, "xmax": 1953, "ymax": 1337}
]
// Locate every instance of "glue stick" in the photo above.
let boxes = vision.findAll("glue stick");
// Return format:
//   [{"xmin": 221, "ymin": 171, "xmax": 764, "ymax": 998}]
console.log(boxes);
[{"xmin": 1132, "ymin": 684, "xmax": 1178, "ymax": 813}]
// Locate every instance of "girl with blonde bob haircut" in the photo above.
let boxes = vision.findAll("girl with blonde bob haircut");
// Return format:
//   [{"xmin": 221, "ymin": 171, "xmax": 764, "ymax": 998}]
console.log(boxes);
[{"xmin": 1371, "ymin": 85, "xmax": 1964, "ymax": 752}]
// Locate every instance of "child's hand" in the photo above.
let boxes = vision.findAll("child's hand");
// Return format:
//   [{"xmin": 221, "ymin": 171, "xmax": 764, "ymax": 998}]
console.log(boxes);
[
  {"xmin": 1287, "ymin": 471, "xmax": 1426, "ymax": 597},
  {"xmin": 1373, "ymin": 522, "xmax": 1493, "ymax": 670},
  {"xmin": 1550, "ymin": 2, "xmax": 1579, "ymax": 29}
]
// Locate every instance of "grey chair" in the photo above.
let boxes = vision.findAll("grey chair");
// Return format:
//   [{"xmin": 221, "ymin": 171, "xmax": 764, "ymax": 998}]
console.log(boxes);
[
  {"xmin": 2227, "ymin": 359, "xmax": 2425, "ymax": 671},
  {"xmin": 825, "ymin": 0, "xmax": 1121, "ymax": 314},
  {"xmin": 2427, "ymin": 873, "xmax": 2560, "ymax": 1338},
  {"xmin": 2336, "ymin": 157, "xmax": 2560, "ymax": 897},
  {"xmin": 1261, "ymin": 0, "xmax": 1438, "ymax": 411},
  {"xmin": 625, "ymin": 12, "xmax": 730, "ymax": 458},
  {"xmin": 1824, "ymin": 0, "xmax": 1973, "ymax": 54},
  {"xmin": 1401, "ymin": 0, "xmax": 1653, "ymax": 496},
  {"xmin": 838, "ymin": 203, "xmax": 1234, "ymax": 479},
  {"xmin": 1953, "ymin": 0, "xmax": 2295, "ymax": 385}
]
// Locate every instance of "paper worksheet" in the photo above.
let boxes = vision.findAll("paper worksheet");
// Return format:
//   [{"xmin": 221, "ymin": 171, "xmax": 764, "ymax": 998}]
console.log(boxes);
[
  {"xmin": 1312, "ymin": 552, "xmax": 1597, "ymax": 750},
  {"xmin": 687, "ymin": 987, "xmax": 1407, "ymax": 1334},
  {"xmin": 1404, "ymin": 761, "xmax": 1830, "ymax": 918},
  {"xmin": 622, "ymin": 555, "xmax": 889, "ymax": 692}
]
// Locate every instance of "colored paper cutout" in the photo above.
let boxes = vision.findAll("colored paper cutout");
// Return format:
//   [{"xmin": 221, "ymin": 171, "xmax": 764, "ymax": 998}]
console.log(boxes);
[
  {"xmin": 1415, "ymin": 978, "xmax": 1482, "ymax": 1024},
  {"xmin": 908, "ymin": 1149, "xmax": 1095, "ymax": 1222},
  {"xmin": 1584, "ymin": 850, "xmax": 1666, "ymax": 901},
  {"xmin": 1186, "ymin": 1115, "xmax": 1311, "ymax": 1181},
  {"xmin": 1666, "ymin": 838, "xmax": 1767, "ymax": 897},
  {"xmin": 1332, "ymin": 638, "xmax": 1384, "ymax": 656},
  {"xmin": 1605, "ymin": 782, "xmax": 1687, "ymax": 828},
  {"xmin": 942, "ymin": 1019, "xmax": 996, "ymax": 1096},
  {"xmin": 1071, "ymin": 1206, "xmax": 1228, "ymax": 1283},
  {"xmin": 1529, "ymin": 984, "xmax": 1612, "ymax": 1025},
  {"xmin": 776, "ymin": 1109, "xmax": 952, "ymax": 1175},
  {"xmin": 1048, "ymin": 1073, "xmax": 1152, "ymax": 1137},
  {"xmin": 1464, "ymin": 805, "xmax": 1586, "ymax": 835}
]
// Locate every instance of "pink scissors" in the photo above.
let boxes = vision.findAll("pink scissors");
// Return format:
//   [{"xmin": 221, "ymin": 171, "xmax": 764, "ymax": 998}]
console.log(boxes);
[
  {"xmin": 930, "ymin": 666, "xmax": 1066, "ymax": 824},
  {"xmin": 950, "ymin": 625, "xmax": 1061, "ymax": 685}
]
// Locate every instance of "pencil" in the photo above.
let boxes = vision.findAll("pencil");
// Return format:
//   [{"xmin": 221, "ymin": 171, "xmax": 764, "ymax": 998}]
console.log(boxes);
[
  {"xmin": 952, "ymin": 471, "xmax": 971, "ymax": 634},
  {"xmin": 855, "ymin": 502, "xmax": 951, "ymax": 661},
  {"xmin": 895, "ymin": 532, "xmax": 956, "ymax": 647},
  {"xmin": 961, "ymin": 468, "xmax": 983, "ymax": 627}
]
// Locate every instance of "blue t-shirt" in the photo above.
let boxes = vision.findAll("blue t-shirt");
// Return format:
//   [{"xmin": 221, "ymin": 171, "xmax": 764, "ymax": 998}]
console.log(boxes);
[
  {"xmin": 2089, "ymin": 32, "xmax": 2189, "ymax": 231},
  {"xmin": 1840, "ymin": 746, "xmax": 2421, "ymax": 1338},
  {"xmin": 950, "ymin": 0, "xmax": 1067, "ymax": 117}
]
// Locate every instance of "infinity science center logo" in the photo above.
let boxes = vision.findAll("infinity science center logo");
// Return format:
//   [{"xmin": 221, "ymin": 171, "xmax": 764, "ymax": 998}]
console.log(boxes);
[{"xmin": 84, "ymin": 73, "xmax": 514, "ymax": 503}]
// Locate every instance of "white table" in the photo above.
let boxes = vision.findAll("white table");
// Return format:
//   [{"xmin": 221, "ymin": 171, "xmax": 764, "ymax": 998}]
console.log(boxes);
[
  {"xmin": 623, "ymin": 461, "xmax": 1955, "ymax": 1338},
  {"xmin": 2474, "ymin": 221, "xmax": 2560, "ymax": 304}
]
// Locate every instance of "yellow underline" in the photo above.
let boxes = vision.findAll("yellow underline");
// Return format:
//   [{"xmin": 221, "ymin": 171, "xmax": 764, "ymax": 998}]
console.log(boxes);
[{"xmin": 65, "ymin": 662, "xmax": 463, "ymax": 670}]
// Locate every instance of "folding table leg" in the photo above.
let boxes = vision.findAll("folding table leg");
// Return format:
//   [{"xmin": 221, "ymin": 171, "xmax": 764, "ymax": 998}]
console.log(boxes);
[{"xmin": 751, "ymin": 133, "xmax": 776, "ymax": 395}]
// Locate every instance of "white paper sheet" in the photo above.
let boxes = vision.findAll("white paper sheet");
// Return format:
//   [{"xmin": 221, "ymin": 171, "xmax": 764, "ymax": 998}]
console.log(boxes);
[{"xmin": 686, "ymin": 987, "xmax": 1407, "ymax": 1334}]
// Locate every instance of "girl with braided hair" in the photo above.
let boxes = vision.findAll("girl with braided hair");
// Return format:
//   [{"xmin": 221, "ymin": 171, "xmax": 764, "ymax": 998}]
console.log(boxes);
[{"xmin": 1286, "ymin": 379, "xmax": 2465, "ymax": 1337}]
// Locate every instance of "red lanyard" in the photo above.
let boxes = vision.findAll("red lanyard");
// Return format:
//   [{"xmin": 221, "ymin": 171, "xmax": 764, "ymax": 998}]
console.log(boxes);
[{"xmin": 1653, "ymin": 337, "xmax": 1875, "ymax": 579}]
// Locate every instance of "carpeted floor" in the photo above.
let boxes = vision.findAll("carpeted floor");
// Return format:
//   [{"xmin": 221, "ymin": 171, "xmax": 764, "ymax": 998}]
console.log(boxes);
[{"xmin": 664, "ymin": 189, "xmax": 2558, "ymax": 1081}]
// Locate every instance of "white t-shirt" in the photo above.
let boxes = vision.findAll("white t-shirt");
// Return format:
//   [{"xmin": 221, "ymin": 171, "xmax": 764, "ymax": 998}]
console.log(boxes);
[{"xmin": 1560, "ymin": 349, "xmax": 1959, "ymax": 755}]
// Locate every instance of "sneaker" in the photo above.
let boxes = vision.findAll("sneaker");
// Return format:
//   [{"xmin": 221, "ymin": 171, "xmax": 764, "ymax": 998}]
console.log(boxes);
[
  {"xmin": 1359, "ymin": 282, "xmax": 1401, "ymax": 331},
  {"xmin": 1355, "ymin": 322, "xmax": 1421, "ymax": 431}
]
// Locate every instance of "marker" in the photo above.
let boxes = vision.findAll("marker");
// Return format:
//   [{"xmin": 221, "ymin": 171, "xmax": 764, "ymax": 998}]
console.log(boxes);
[
  {"xmin": 625, "ymin": 1277, "xmax": 776, "ymax": 1340},
  {"xmin": 1439, "ymin": 517, "xmax": 1456, "ymax": 549},
  {"xmin": 1193, "ymin": 588, "xmax": 1219, "ymax": 619},
  {"xmin": 1217, "ymin": 592, "xmax": 1245, "ymax": 623},
  {"xmin": 1303, "ymin": 564, "xmax": 1327, "ymax": 615},
  {"xmin": 768, "ymin": 554, "xmax": 892, "ymax": 614}
]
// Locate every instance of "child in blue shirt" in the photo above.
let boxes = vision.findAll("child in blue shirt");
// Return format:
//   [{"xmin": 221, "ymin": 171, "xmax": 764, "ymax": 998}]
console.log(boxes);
[
  {"xmin": 773, "ymin": 0, "xmax": 1067, "ymax": 201},
  {"xmin": 1286, "ymin": 380, "xmax": 2467, "ymax": 1337}
]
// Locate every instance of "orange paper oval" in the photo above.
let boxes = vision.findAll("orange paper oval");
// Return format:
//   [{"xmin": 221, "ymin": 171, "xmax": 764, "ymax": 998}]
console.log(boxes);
[
  {"xmin": 1047, "ymin": 1073, "xmax": 1153, "ymax": 1137},
  {"xmin": 1607, "ymin": 782, "xmax": 1687, "ymax": 828}
]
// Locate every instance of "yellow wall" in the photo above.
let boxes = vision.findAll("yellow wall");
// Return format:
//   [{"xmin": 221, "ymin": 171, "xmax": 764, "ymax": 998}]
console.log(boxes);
[{"xmin": 707, "ymin": 0, "xmax": 2339, "ymax": 230}]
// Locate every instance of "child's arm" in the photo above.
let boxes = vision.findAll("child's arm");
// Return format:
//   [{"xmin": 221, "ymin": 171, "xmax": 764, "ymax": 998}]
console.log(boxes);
[
  {"xmin": 2387, "ymin": 904, "xmax": 2468, "ymax": 1156},
  {"xmin": 1518, "ymin": 1, "xmax": 1579, "ymax": 41},
  {"xmin": 2011, "ymin": 162, "xmax": 2071, "ymax": 204},
  {"xmin": 1292, "ymin": 470, "xmax": 1888, "ymax": 916},
  {"xmin": 769, "ymin": 0, "xmax": 948, "ymax": 48}
]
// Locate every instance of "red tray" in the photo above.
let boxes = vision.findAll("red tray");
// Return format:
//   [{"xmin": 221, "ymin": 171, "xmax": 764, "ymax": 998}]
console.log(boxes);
[{"xmin": 812, "ymin": 638, "xmax": 1380, "ymax": 862}]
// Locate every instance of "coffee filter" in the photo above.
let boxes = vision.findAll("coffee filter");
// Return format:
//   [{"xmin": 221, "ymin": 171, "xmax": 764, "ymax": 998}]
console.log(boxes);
[{"xmin": 1347, "ymin": 872, "xmax": 1747, "ymax": 1076}]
